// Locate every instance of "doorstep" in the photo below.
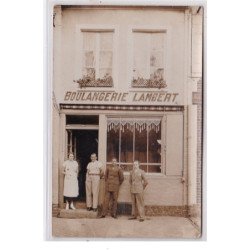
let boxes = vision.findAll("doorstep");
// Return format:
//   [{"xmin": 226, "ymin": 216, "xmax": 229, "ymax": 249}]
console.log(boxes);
[{"xmin": 58, "ymin": 209, "xmax": 98, "ymax": 219}]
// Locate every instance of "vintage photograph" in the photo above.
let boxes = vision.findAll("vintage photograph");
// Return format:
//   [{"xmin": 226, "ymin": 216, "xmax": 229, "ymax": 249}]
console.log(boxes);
[{"xmin": 49, "ymin": 2, "xmax": 204, "ymax": 239}]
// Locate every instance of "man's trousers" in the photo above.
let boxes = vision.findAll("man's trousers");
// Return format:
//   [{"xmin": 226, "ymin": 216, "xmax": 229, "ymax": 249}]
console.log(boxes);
[
  {"xmin": 85, "ymin": 175, "xmax": 100, "ymax": 209},
  {"xmin": 102, "ymin": 190, "xmax": 119, "ymax": 216},
  {"xmin": 131, "ymin": 192, "xmax": 145, "ymax": 219}
]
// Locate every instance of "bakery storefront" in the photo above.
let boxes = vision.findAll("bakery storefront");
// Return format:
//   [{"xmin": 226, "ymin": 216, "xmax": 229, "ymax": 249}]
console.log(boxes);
[{"xmin": 52, "ymin": 5, "xmax": 202, "ymax": 217}]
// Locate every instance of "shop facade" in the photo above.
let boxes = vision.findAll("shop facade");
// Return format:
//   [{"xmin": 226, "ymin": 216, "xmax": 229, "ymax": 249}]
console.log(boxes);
[{"xmin": 51, "ymin": 5, "xmax": 203, "ymax": 218}]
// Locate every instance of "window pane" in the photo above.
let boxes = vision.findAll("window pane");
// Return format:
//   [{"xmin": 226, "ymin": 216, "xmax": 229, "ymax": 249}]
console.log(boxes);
[
  {"xmin": 135, "ymin": 127, "xmax": 147, "ymax": 163},
  {"xmin": 107, "ymin": 128, "xmax": 119, "ymax": 162},
  {"xmin": 133, "ymin": 33, "xmax": 149, "ymax": 79},
  {"xmin": 84, "ymin": 51, "xmax": 95, "ymax": 67},
  {"xmin": 134, "ymin": 33, "xmax": 149, "ymax": 50},
  {"xmin": 83, "ymin": 68, "xmax": 95, "ymax": 79},
  {"xmin": 150, "ymin": 51, "xmax": 163, "ymax": 68},
  {"xmin": 133, "ymin": 49, "xmax": 148, "ymax": 78},
  {"xmin": 134, "ymin": 49, "xmax": 148, "ymax": 68},
  {"xmin": 120, "ymin": 164, "xmax": 133, "ymax": 172},
  {"xmin": 148, "ymin": 122, "xmax": 161, "ymax": 163},
  {"xmin": 107, "ymin": 118, "xmax": 162, "ymax": 173},
  {"xmin": 83, "ymin": 32, "xmax": 96, "ymax": 51},
  {"xmin": 99, "ymin": 68, "xmax": 112, "ymax": 78},
  {"xmin": 148, "ymin": 165, "xmax": 161, "ymax": 173},
  {"xmin": 132, "ymin": 32, "xmax": 165, "ymax": 85},
  {"xmin": 150, "ymin": 68, "xmax": 164, "ymax": 81},
  {"xmin": 100, "ymin": 32, "xmax": 113, "ymax": 50},
  {"xmin": 99, "ymin": 51, "xmax": 113, "ymax": 68},
  {"xmin": 140, "ymin": 165, "xmax": 147, "ymax": 172},
  {"xmin": 151, "ymin": 33, "xmax": 164, "ymax": 50},
  {"xmin": 133, "ymin": 68, "xmax": 148, "ymax": 79},
  {"xmin": 121, "ymin": 126, "xmax": 133, "ymax": 163}
]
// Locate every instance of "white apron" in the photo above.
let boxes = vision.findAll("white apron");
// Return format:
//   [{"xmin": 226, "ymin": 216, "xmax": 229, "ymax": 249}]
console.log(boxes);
[{"xmin": 63, "ymin": 160, "xmax": 79, "ymax": 197}]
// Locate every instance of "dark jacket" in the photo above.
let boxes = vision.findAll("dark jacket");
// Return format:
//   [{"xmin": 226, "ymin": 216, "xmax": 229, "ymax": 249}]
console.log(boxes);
[{"xmin": 105, "ymin": 165, "xmax": 124, "ymax": 192}]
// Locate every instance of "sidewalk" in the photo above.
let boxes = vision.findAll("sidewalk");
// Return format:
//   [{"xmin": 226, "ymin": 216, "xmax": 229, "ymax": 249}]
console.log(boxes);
[{"xmin": 52, "ymin": 215, "xmax": 201, "ymax": 239}]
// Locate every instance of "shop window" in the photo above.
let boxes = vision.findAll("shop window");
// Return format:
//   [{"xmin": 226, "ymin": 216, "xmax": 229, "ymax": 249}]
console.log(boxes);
[
  {"xmin": 132, "ymin": 31, "xmax": 167, "ymax": 89},
  {"xmin": 80, "ymin": 31, "xmax": 114, "ymax": 87},
  {"xmin": 107, "ymin": 118, "xmax": 162, "ymax": 173}
]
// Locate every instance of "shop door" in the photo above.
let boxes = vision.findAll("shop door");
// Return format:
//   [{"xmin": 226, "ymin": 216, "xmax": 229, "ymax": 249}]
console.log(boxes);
[{"xmin": 66, "ymin": 129, "xmax": 99, "ymax": 201}]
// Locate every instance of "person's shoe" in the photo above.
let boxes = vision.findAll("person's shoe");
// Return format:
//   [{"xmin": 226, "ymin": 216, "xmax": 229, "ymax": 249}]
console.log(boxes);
[
  {"xmin": 139, "ymin": 218, "xmax": 144, "ymax": 222},
  {"xmin": 128, "ymin": 217, "xmax": 137, "ymax": 220},
  {"xmin": 92, "ymin": 208, "xmax": 98, "ymax": 212},
  {"xmin": 99, "ymin": 215, "xmax": 105, "ymax": 218},
  {"xmin": 70, "ymin": 202, "xmax": 76, "ymax": 210},
  {"xmin": 87, "ymin": 207, "xmax": 91, "ymax": 211},
  {"xmin": 65, "ymin": 202, "xmax": 69, "ymax": 210}
]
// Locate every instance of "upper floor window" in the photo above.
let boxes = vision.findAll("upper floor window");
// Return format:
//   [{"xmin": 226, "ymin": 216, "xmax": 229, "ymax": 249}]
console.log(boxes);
[
  {"xmin": 79, "ymin": 30, "xmax": 114, "ymax": 87},
  {"xmin": 132, "ymin": 30, "xmax": 167, "ymax": 89}
]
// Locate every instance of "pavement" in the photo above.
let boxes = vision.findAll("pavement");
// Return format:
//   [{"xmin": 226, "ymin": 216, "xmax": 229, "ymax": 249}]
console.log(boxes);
[
  {"xmin": 58, "ymin": 209, "xmax": 98, "ymax": 219},
  {"xmin": 52, "ymin": 215, "xmax": 201, "ymax": 239}
]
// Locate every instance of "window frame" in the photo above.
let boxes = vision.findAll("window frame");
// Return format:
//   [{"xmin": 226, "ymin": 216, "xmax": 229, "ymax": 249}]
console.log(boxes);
[
  {"xmin": 127, "ymin": 26, "xmax": 170, "ymax": 90},
  {"xmin": 106, "ymin": 116, "xmax": 163, "ymax": 174},
  {"xmin": 74, "ymin": 25, "xmax": 118, "ymax": 89}
]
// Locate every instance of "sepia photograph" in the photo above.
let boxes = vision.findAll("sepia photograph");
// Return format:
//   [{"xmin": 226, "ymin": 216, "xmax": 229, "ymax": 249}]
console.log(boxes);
[{"xmin": 48, "ymin": 1, "xmax": 205, "ymax": 239}]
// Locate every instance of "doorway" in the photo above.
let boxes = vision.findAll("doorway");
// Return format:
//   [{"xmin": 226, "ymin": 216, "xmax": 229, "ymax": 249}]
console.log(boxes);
[{"xmin": 66, "ymin": 129, "xmax": 99, "ymax": 201}]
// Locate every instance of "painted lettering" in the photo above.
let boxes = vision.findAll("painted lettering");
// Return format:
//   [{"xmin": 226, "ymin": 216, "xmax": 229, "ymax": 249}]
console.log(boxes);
[
  {"xmin": 157, "ymin": 93, "xmax": 164, "ymax": 102},
  {"xmin": 172, "ymin": 93, "xmax": 178, "ymax": 102},
  {"xmin": 99, "ymin": 92, "xmax": 105, "ymax": 101},
  {"xmin": 110, "ymin": 92, "xmax": 118, "ymax": 102},
  {"xmin": 151, "ymin": 93, "xmax": 158, "ymax": 102},
  {"xmin": 138, "ymin": 93, "xmax": 145, "ymax": 102},
  {"xmin": 85, "ymin": 92, "xmax": 92, "ymax": 101},
  {"xmin": 81, "ymin": 92, "xmax": 86, "ymax": 100},
  {"xmin": 63, "ymin": 90, "xmax": 179, "ymax": 103},
  {"xmin": 70, "ymin": 92, "xmax": 76, "ymax": 101},
  {"xmin": 133, "ymin": 93, "xmax": 138, "ymax": 101},
  {"xmin": 64, "ymin": 91, "xmax": 72, "ymax": 101},
  {"xmin": 117, "ymin": 93, "xmax": 123, "ymax": 101},
  {"xmin": 92, "ymin": 92, "xmax": 99, "ymax": 101},
  {"xmin": 164, "ymin": 93, "xmax": 171, "ymax": 102},
  {"xmin": 76, "ymin": 92, "xmax": 82, "ymax": 101},
  {"xmin": 104, "ymin": 92, "xmax": 111, "ymax": 101},
  {"xmin": 121, "ymin": 93, "xmax": 128, "ymax": 101},
  {"xmin": 145, "ymin": 93, "xmax": 153, "ymax": 102}
]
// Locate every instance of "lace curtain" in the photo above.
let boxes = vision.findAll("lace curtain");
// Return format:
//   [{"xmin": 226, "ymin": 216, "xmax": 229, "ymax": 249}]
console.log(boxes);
[{"xmin": 107, "ymin": 118, "xmax": 161, "ymax": 133}]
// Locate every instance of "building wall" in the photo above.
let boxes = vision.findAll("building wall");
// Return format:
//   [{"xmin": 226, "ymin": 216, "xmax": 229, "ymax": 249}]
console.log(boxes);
[
  {"xmin": 55, "ymin": 7, "xmax": 187, "ymax": 106},
  {"xmin": 188, "ymin": 8, "xmax": 203, "ymax": 220},
  {"xmin": 118, "ymin": 175, "xmax": 185, "ymax": 206},
  {"xmin": 52, "ymin": 6, "xmax": 203, "ymax": 215},
  {"xmin": 197, "ymin": 79, "xmax": 202, "ymax": 205},
  {"xmin": 191, "ymin": 9, "xmax": 203, "ymax": 206},
  {"xmin": 52, "ymin": 100, "xmax": 60, "ymax": 204}
]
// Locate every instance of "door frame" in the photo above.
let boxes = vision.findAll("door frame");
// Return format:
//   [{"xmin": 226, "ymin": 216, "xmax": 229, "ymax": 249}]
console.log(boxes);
[{"xmin": 58, "ymin": 113, "xmax": 108, "ymax": 207}]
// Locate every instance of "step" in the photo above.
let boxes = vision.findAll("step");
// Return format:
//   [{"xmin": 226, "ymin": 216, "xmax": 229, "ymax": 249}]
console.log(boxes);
[{"xmin": 58, "ymin": 209, "xmax": 98, "ymax": 219}]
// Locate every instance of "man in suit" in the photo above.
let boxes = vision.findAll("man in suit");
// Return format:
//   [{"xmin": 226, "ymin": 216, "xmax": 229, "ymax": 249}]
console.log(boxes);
[
  {"xmin": 129, "ymin": 160, "xmax": 148, "ymax": 222},
  {"xmin": 100, "ymin": 157, "xmax": 124, "ymax": 218}
]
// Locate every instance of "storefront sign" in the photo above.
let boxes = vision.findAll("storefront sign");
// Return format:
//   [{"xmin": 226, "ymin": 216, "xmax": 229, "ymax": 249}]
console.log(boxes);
[{"xmin": 63, "ymin": 90, "xmax": 179, "ymax": 104}]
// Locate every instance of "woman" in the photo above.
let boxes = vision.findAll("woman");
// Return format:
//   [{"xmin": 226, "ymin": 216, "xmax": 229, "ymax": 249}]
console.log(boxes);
[{"xmin": 62, "ymin": 153, "xmax": 79, "ymax": 210}]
